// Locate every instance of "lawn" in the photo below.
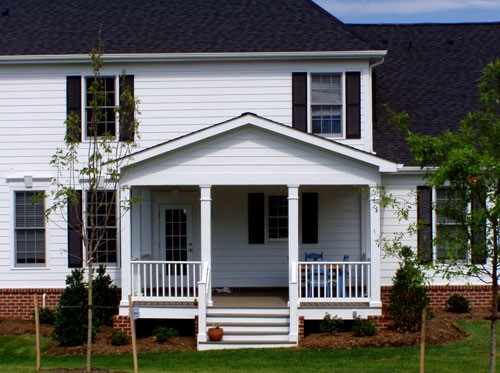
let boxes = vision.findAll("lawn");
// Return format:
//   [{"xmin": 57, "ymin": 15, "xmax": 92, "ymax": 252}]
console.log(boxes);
[{"xmin": 0, "ymin": 320, "xmax": 497, "ymax": 372}]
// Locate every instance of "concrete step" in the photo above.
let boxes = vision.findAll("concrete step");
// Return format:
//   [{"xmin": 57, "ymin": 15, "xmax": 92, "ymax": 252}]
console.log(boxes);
[{"xmin": 198, "ymin": 340, "xmax": 296, "ymax": 350}]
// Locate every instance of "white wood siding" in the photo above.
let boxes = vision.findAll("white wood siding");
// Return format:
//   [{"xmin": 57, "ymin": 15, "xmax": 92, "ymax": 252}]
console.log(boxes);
[{"xmin": 0, "ymin": 59, "xmax": 370, "ymax": 289}]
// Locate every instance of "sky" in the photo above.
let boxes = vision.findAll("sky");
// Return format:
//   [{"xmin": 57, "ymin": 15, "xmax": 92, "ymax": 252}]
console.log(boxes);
[{"xmin": 314, "ymin": 0, "xmax": 500, "ymax": 23}]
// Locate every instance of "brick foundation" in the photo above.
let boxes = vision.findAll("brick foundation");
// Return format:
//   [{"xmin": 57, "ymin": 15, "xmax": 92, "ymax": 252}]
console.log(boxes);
[
  {"xmin": 0, "ymin": 288, "xmax": 63, "ymax": 320},
  {"xmin": 298, "ymin": 316, "xmax": 305, "ymax": 339},
  {"xmin": 112, "ymin": 315, "xmax": 132, "ymax": 336},
  {"xmin": 381, "ymin": 284, "xmax": 492, "ymax": 311},
  {"xmin": 368, "ymin": 315, "xmax": 390, "ymax": 332}
]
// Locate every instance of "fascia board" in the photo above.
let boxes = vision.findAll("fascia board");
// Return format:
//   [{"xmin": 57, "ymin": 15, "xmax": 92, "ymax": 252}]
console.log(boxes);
[{"xmin": 0, "ymin": 50, "xmax": 387, "ymax": 65}]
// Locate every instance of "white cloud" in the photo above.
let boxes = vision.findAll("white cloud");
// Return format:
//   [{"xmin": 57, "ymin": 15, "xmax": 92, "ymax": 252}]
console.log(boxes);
[{"xmin": 316, "ymin": 0, "xmax": 500, "ymax": 16}]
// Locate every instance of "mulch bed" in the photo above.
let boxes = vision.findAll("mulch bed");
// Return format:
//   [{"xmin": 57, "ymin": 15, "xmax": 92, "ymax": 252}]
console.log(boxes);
[{"xmin": 0, "ymin": 308, "xmax": 491, "ymax": 360}]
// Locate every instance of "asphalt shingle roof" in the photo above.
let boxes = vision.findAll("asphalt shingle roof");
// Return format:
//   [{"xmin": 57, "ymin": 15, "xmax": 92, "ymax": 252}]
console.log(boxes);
[
  {"xmin": 351, "ymin": 23, "xmax": 500, "ymax": 164},
  {"xmin": 0, "ymin": 0, "xmax": 373, "ymax": 55}
]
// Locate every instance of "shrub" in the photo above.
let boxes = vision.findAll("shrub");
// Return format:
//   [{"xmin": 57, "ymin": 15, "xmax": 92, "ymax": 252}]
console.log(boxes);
[
  {"xmin": 153, "ymin": 326, "xmax": 179, "ymax": 343},
  {"xmin": 446, "ymin": 294, "xmax": 470, "ymax": 313},
  {"xmin": 351, "ymin": 317, "xmax": 377, "ymax": 337},
  {"xmin": 52, "ymin": 269, "xmax": 88, "ymax": 346},
  {"xmin": 93, "ymin": 265, "xmax": 118, "ymax": 327},
  {"xmin": 38, "ymin": 308, "xmax": 56, "ymax": 325},
  {"xmin": 320, "ymin": 313, "xmax": 344, "ymax": 335},
  {"xmin": 111, "ymin": 330, "xmax": 130, "ymax": 346},
  {"xmin": 389, "ymin": 246, "xmax": 430, "ymax": 332}
]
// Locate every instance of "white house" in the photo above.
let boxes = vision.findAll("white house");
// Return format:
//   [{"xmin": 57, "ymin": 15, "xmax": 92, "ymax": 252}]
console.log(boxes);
[{"xmin": 0, "ymin": 0, "xmax": 498, "ymax": 349}]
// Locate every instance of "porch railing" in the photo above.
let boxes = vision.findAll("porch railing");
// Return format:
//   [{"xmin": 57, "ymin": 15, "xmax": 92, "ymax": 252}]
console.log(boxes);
[
  {"xmin": 131, "ymin": 261, "xmax": 202, "ymax": 300},
  {"xmin": 297, "ymin": 261, "xmax": 371, "ymax": 302}
]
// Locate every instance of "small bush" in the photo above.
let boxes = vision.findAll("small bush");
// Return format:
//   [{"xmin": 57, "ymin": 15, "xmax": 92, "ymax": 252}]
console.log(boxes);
[
  {"xmin": 389, "ymin": 246, "xmax": 430, "ymax": 332},
  {"xmin": 111, "ymin": 330, "xmax": 130, "ymax": 346},
  {"xmin": 153, "ymin": 326, "xmax": 179, "ymax": 343},
  {"xmin": 351, "ymin": 317, "xmax": 377, "ymax": 337},
  {"xmin": 38, "ymin": 308, "xmax": 56, "ymax": 325},
  {"xmin": 446, "ymin": 294, "xmax": 470, "ymax": 313},
  {"xmin": 320, "ymin": 313, "xmax": 344, "ymax": 335}
]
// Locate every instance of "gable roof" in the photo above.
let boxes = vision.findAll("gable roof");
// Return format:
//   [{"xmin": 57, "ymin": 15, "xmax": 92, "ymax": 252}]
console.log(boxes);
[
  {"xmin": 0, "ymin": 0, "xmax": 374, "ymax": 56},
  {"xmin": 122, "ymin": 112, "xmax": 398, "ymax": 173},
  {"xmin": 351, "ymin": 22, "xmax": 500, "ymax": 165}
]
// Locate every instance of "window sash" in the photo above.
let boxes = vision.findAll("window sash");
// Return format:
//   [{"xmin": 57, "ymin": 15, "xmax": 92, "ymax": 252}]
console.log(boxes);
[
  {"xmin": 311, "ymin": 74, "xmax": 342, "ymax": 135},
  {"xmin": 85, "ymin": 77, "xmax": 116, "ymax": 137},
  {"xmin": 86, "ymin": 190, "xmax": 117, "ymax": 264},
  {"xmin": 268, "ymin": 195, "xmax": 288, "ymax": 239},
  {"xmin": 15, "ymin": 191, "xmax": 45, "ymax": 265}
]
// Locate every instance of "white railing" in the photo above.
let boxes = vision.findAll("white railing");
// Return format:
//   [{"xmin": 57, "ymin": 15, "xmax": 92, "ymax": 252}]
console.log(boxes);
[
  {"xmin": 197, "ymin": 261, "xmax": 211, "ymax": 343},
  {"xmin": 131, "ymin": 261, "xmax": 202, "ymax": 300},
  {"xmin": 298, "ymin": 261, "xmax": 371, "ymax": 302}
]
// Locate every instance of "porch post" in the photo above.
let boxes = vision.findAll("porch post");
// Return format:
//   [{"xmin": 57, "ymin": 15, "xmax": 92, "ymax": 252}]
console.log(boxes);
[
  {"xmin": 119, "ymin": 186, "xmax": 132, "ymax": 315},
  {"xmin": 288, "ymin": 185, "xmax": 299, "ymax": 343},
  {"xmin": 369, "ymin": 185, "xmax": 382, "ymax": 308},
  {"xmin": 200, "ymin": 185, "xmax": 212, "ymax": 306}
]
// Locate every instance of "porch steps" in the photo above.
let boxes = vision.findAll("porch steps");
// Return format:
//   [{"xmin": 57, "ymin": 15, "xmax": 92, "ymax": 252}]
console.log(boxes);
[{"xmin": 198, "ymin": 307, "xmax": 296, "ymax": 350}]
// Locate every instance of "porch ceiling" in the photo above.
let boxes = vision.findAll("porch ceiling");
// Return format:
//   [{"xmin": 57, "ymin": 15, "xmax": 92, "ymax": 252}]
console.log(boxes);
[{"xmin": 120, "ymin": 113, "xmax": 397, "ymax": 186}]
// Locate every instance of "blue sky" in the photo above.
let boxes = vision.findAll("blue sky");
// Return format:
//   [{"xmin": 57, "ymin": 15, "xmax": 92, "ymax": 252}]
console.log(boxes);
[{"xmin": 314, "ymin": 0, "xmax": 500, "ymax": 23}]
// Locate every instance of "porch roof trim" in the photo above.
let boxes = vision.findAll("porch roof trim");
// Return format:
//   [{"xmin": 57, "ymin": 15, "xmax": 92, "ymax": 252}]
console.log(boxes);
[{"xmin": 121, "ymin": 113, "xmax": 398, "ymax": 173}]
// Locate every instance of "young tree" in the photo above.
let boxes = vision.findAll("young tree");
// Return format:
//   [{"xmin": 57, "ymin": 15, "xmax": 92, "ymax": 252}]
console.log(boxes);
[
  {"xmin": 46, "ymin": 42, "xmax": 139, "ymax": 372},
  {"xmin": 392, "ymin": 59, "xmax": 500, "ymax": 373}
]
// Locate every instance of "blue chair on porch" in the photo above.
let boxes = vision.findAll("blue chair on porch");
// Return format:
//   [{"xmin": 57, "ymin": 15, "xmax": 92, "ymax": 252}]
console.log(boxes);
[{"xmin": 305, "ymin": 252, "xmax": 331, "ymax": 297}]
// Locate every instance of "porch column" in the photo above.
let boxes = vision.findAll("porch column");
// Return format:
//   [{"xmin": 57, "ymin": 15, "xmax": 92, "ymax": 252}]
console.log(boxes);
[
  {"xmin": 369, "ymin": 185, "xmax": 382, "ymax": 308},
  {"xmin": 119, "ymin": 186, "xmax": 132, "ymax": 315},
  {"xmin": 200, "ymin": 185, "xmax": 212, "ymax": 306},
  {"xmin": 288, "ymin": 185, "xmax": 299, "ymax": 342}
]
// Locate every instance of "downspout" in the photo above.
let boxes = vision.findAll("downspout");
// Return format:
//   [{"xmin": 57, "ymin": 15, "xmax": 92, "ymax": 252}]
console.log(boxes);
[{"xmin": 369, "ymin": 55, "xmax": 386, "ymax": 154}]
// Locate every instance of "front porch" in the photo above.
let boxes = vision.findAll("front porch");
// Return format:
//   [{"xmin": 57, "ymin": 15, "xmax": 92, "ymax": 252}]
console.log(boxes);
[{"xmin": 117, "ymin": 114, "xmax": 397, "ymax": 349}]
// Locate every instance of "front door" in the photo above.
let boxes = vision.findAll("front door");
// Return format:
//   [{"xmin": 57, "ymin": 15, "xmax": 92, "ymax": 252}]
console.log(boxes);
[{"xmin": 159, "ymin": 204, "xmax": 193, "ymax": 262}]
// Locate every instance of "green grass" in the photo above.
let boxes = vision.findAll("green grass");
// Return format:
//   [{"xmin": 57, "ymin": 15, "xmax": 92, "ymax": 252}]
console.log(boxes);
[{"xmin": 0, "ymin": 320, "xmax": 498, "ymax": 372}]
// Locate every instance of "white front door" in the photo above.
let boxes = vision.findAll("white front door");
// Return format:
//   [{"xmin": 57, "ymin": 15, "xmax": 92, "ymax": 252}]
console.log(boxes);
[{"xmin": 159, "ymin": 204, "xmax": 193, "ymax": 262}]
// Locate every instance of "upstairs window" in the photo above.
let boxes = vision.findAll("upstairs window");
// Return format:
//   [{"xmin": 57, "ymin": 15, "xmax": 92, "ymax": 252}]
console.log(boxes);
[
  {"xmin": 292, "ymin": 72, "xmax": 360, "ymax": 138},
  {"xmin": 85, "ymin": 77, "xmax": 116, "ymax": 137},
  {"xmin": 311, "ymin": 74, "xmax": 342, "ymax": 135},
  {"xmin": 15, "ymin": 191, "xmax": 45, "ymax": 266}
]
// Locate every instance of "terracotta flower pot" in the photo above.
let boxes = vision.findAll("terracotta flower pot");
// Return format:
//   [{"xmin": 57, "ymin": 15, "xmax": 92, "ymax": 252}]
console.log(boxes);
[{"xmin": 207, "ymin": 327, "xmax": 224, "ymax": 341}]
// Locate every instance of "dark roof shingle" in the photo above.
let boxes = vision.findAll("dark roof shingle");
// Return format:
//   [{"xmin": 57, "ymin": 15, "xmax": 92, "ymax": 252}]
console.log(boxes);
[
  {"xmin": 0, "ymin": 0, "xmax": 374, "ymax": 55},
  {"xmin": 351, "ymin": 23, "xmax": 500, "ymax": 164}
]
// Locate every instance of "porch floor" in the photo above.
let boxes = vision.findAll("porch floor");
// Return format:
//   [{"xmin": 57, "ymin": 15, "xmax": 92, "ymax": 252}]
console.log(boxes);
[{"xmin": 212, "ymin": 291, "xmax": 288, "ymax": 308}]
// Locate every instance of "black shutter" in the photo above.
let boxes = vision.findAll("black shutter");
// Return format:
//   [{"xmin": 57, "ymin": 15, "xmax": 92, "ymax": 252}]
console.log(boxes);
[
  {"xmin": 66, "ymin": 76, "xmax": 82, "ymax": 143},
  {"xmin": 248, "ymin": 193, "xmax": 265, "ymax": 244},
  {"xmin": 345, "ymin": 72, "xmax": 361, "ymax": 139},
  {"xmin": 417, "ymin": 186, "xmax": 433, "ymax": 262},
  {"xmin": 292, "ymin": 72, "xmax": 307, "ymax": 132},
  {"xmin": 471, "ymin": 196, "xmax": 487, "ymax": 265},
  {"xmin": 119, "ymin": 75, "xmax": 135, "ymax": 142},
  {"xmin": 302, "ymin": 193, "xmax": 318, "ymax": 244},
  {"xmin": 68, "ymin": 191, "xmax": 83, "ymax": 268}
]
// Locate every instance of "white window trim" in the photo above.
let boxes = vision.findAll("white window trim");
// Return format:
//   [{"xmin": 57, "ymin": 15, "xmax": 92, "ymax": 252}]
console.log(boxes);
[
  {"xmin": 266, "ymin": 194, "xmax": 289, "ymax": 242},
  {"xmin": 308, "ymin": 72, "xmax": 346, "ymax": 139},
  {"xmin": 83, "ymin": 75, "xmax": 119, "ymax": 140},
  {"xmin": 12, "ymin": 189, "xmax": 47, "ymax": 268}
]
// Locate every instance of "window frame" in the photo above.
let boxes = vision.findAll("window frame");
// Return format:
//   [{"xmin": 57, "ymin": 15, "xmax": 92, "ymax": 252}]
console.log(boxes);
[
  {"xmin": 85, "ymin": 189, "xmax": 118, "ymax": 265},
  {"xmin": 14, "ymin": 190, "xmax": 46, "ymax": 267},
  {"xmin": 267, "ymin": 195, "xmax": 289, "ymax": 241},
  {"xmin": 84, "ymin": 76, "xmax": 118, "ymax": 139},
  {"xmin": 310, "ymin": 73, "xmax": 344, "ymax": 137},
  {"xmin": 433, "ymin": 187, "xmax": 469, "ymax": 262}
]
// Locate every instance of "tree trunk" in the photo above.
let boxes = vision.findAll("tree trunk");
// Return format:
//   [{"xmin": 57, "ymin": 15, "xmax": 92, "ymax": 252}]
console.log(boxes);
[{"xmin": 86, "ymin": 263, "xmax": 93, "ymax": 373}]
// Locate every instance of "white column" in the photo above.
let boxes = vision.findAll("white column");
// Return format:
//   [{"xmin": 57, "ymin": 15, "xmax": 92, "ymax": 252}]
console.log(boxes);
[
  {"xmin": 119, "ymin": 187, "xmax": 132, "ymax": 315},
  {"xmin": 200, "ymin": 185, "xmax": 212, "ymax": 306},
  {"xmin": 369, "ymin": 185, "xmax": 382, "ymax": 308},
  {"xmin": 288, "ymin": 185, "xmax": 299, "ymax": 342}
]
